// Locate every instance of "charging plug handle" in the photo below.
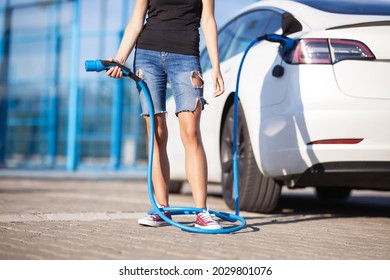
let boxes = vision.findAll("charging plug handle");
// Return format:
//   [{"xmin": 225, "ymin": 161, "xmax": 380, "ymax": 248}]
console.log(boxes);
[
  {"xmin": 85, "ymin": 59, "xmax": 141, "ymax": 82},
  {"xmin": 262, "ymin": 34, "xmax": 296, "ymax": 52}
]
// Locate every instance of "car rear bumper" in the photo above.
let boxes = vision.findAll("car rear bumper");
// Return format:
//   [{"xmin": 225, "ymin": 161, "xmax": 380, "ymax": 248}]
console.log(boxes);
[
  {"xmin": 260, "ymin": 109, "xmax": 390, "ymax": 174},
  {"xmin": 286, "ymin": 161, "xmax": 390, "ymax": 190}
]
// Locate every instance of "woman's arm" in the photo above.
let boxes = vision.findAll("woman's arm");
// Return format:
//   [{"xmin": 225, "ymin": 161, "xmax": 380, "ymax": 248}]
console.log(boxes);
[
  {"xmin": 107, "ymin": 0, "xmax": 148, "ymax": 78},
  {"xmin": 201, "ymin": 0, "xmax": 224, "ymax": 97}
]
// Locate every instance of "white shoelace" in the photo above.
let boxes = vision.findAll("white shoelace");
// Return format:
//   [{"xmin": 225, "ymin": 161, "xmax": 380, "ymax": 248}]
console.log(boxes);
[{"xmin": 198, "ymin": 212, "xmax": 215, "ymax": 223}]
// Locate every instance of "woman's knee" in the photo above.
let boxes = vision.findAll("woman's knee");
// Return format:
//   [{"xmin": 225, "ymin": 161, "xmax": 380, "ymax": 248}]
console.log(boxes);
[
  {"xmin": 178, "ymin": 104, "xmax": 203, "ymax": 146},
  {"xmin": 180, "ymin": 122, "xmax": 202, "ymax": 149},
  {"xmin": 181, "ymin": 120, "xmax": 198, "ymax": 136}
]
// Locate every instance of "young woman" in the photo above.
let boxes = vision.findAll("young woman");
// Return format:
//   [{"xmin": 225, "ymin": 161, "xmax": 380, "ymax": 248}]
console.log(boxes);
[{"xmin": 107, "ymin": 0, "xmax": 224, "ymax": 229}]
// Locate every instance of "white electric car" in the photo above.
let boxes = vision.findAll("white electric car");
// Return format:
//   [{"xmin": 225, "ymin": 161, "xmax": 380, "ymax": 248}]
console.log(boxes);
[{"xmin": 166, "ymin": 0, "xmax": 390, "ymax": 213}]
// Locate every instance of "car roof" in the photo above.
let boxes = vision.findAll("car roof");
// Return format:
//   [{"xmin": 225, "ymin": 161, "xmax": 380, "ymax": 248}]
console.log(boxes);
[
  {"xmin": 294, "ymin": 0, "xmax": 390, "ymax": 16},
  {"xmin": 237, "ymin": 0, "xmax": 390, "ymax": 32}
]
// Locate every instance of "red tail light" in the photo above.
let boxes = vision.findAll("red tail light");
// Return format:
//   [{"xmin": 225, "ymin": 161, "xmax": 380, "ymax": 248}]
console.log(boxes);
[
  {"xmin": 330, "ymin": 39, "xmax": 375, "ymax": 63},
  {"xmin": 308, "ymin": 139, "xmax": 363, "ymax": 145},
  {"xmin": 287, "ymin": 39, "xmax": 375, "ymax": 64}
]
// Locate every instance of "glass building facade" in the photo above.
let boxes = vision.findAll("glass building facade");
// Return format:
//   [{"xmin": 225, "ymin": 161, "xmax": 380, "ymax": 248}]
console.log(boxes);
[{"xmin": 0, "ymin": 0, "xmax": 147, "ymax": 172}]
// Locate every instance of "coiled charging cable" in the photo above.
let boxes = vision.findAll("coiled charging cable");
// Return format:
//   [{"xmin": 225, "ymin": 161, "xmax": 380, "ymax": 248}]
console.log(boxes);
[{"xmin": 84, "ymin": 34, "xmax": 294, "ymax": 234}]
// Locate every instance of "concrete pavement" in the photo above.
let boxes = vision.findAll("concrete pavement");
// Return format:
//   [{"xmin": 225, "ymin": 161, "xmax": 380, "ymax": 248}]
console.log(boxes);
[{"xmin": 1, "ymin": 177, "xmax": 390, "ymax": 260}]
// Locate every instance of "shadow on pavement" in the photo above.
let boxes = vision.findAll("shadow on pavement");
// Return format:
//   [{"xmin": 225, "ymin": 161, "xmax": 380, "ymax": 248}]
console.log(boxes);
[
  {"xmin": 239, "ymin": 189, "xmax": 390, "ymax": 231},
  {"xmin": 276, "ymin": 190, "xmax": 390, "ymax": 217}
]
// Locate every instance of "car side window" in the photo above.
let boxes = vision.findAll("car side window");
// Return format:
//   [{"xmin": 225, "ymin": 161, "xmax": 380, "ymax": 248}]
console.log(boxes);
[
  {"xmin": 264, "ymin": 12, "xmax": 283, "ymax": 34},
  {"xmin": 200, "ymin": 10, "xmax": 282, "ymax": 71}
]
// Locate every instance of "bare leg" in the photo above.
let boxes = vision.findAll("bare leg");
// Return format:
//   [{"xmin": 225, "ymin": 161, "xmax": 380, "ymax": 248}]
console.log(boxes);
[
  {"xmin": 145, "ymin": 114, "xmax": 170, "ymax": 207},
  {"xmin": 178, "ymin": 101, "xmax": 207, "ymax": 209}
]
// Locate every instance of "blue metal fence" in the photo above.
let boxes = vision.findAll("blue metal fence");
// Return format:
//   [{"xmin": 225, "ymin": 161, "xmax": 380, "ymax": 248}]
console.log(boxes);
[{"xmin": 0, "ymin": 0, "xmax": 147, "ymax": 172}]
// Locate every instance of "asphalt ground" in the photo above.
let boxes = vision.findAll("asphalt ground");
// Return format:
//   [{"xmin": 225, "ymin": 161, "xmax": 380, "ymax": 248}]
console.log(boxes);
[{"xmin": 1, "ymin": 177, "xmax": 390, "ymax": 260}]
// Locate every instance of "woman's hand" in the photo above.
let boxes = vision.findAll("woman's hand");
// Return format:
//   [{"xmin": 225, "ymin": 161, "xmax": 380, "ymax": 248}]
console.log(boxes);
[
  {"xmin": 213, "ymin": 68, "xmax": 225, "ymax": 97},
  {"xmin": 105, "ymin": 58, "xmax": 124, "ymax": 79}
]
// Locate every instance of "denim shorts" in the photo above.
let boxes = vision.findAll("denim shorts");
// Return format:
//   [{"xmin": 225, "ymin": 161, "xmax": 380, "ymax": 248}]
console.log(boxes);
[{"xmin": 134, "ymin": 48, "xmax": 206, "ymax": 116}]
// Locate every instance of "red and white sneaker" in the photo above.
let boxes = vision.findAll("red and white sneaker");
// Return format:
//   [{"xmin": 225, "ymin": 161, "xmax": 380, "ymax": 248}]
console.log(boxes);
[
  {"xmin": 138, "ymin": 211, "xmax": 172, "ymax": 227},
  {"xmin": 195, "ymin": 211, "xmax": 222, "ymax": 230}
]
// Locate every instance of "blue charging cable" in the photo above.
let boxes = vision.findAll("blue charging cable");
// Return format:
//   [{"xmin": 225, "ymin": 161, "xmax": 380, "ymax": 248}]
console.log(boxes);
[
  {"xmin": 232, "ymin": 34, "xmax": 295, "ymax": 214},
  {"xmin": 84, "ymin": 34, "xmax": 295, "ymax": 234}
]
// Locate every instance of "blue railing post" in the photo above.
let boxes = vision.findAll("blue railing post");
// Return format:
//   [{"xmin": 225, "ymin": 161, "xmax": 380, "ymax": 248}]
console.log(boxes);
[
  {"xmin": 0, "ymin": 0, "xmax": 10, "ymax": 167},
  {"xmin": 66, "ymin": 0, "xmax": 81, "ymax": 171},
  {"xmin": 47, "ymin": 0, "xmax": 61, "ymax": 167},
  {"xmin": 110, "ymin": 0, "xmax": 129, "ymax": 169},
  {"xmin": 0, "ymin": 0, "xmax": 9, "ymax": 63}
]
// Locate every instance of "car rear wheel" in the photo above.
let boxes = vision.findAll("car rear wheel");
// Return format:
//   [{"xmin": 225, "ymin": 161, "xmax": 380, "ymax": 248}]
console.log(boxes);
[{"xmin": 220, "ymin": 103, "xmax": 281, "ymax": 213}]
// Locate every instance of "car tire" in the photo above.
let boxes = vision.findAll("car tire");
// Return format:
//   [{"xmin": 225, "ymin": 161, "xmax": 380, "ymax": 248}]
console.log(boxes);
[
  {"xmin": 315, "ymin": 187, "xmax": 352, "ymax": 200},
  {"xmin": 220, "ymin": 103, "xmax": 281, "ymax": 213},
  {"xmin": 169, "ymin": 180, "xmax": 183, "ymax": 194}
]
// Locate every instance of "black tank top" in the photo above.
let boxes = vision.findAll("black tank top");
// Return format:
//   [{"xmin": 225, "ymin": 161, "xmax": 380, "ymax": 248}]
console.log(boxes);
[{"xmin": 136, "ymin": 0, "xmax": 203, "ymax": 56}]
